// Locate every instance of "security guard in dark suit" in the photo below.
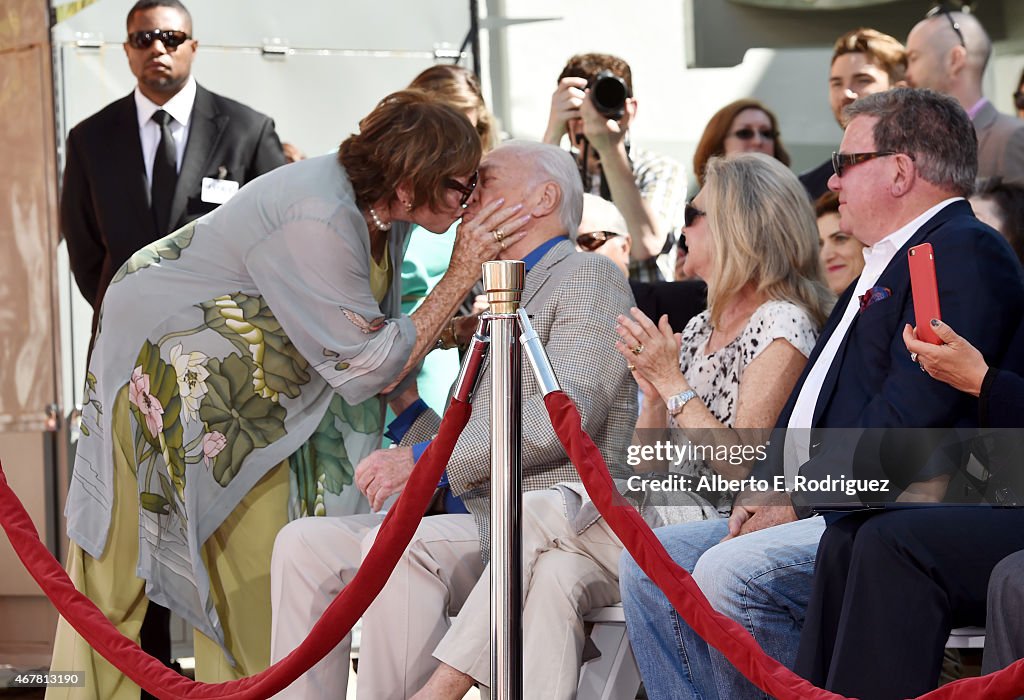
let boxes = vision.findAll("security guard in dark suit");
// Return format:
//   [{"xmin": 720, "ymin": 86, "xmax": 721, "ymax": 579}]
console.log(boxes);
[{"xmin": 60, "ymin": 0, "xmax": 286, "ymax": 319}]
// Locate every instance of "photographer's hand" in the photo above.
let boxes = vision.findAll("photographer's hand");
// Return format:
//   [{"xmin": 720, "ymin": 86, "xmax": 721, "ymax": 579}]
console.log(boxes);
[
  {"xmin": 579, "ymin": 93, "xmax": 632, "ymax": 156},
  {"xmin": 542, "ymin": 77, "xmax": 587, "ymax": 145}
]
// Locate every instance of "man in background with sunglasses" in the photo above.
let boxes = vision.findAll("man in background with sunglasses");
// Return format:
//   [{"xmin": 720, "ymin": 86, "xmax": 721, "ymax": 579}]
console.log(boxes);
[
  {"xmin": 905, "ymin": 7, "xmax": 1024, "ymax": 183},
  {"xmin": 799, "ymin": 28, "xmax": 907, "ymax": 200},
  {"xmin": 577, "ymin": 194, "xmax": 706, "ymax": 333},
  {"xmin": 61, "ymin": 0, "xmax": 286, "ymax": 330}
]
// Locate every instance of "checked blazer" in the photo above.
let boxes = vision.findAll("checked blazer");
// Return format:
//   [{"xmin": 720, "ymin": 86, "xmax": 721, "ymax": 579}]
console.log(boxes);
[{"xmin": 402, "ymin": 238, "xmax": 638, "ymax": 556}]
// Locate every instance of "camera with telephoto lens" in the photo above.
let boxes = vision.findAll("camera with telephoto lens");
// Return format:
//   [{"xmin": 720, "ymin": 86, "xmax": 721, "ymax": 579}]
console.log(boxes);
[{"xmin": 589, "ymin": 70, "xmax": 630, "ymax": 120}]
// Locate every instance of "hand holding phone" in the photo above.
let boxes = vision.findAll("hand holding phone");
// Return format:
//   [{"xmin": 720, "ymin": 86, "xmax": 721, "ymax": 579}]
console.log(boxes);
[{"xmin": 908, "ymin": 243, "xmax": 942, "ymax": 344}]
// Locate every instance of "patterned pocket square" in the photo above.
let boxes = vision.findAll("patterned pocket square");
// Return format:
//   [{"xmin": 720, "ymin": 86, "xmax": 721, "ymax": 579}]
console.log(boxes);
[{"xmin": 859, "ymin": 285, "xmax": 892, "ymax": 313}]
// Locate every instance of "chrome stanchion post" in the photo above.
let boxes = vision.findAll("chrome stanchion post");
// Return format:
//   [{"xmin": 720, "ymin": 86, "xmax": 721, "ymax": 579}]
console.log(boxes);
[
  {"xmin": 451, "ymin": 317, "xmax": 491, "ymax": 404},
  {"xmin": 483, "ymin": 260, "xmax": 525, "ymax": 700},
  {"xmin": 518, "ymin": 309, "xmax": 561, "ymax": 396}
]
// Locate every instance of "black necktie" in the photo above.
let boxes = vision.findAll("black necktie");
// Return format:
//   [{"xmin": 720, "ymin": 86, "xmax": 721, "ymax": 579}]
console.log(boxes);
[{"xmin": 151, "ymin": 109, "xmax": 178, "ymax": 234}]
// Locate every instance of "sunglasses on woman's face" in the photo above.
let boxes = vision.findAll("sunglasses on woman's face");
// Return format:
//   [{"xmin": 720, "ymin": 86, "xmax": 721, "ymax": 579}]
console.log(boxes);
[
  {"xmin": 730, "ymin": 128, "xmax": 776, "ymax": 141},
  {"xmin": 127, "ymin": 29, "xmax": 192, "ymax": 49},
  {"xmin": 445, "ymin": 170, "xmax": 478, "ymax": 208},
  {"xmin": 577, "ymin": 230, "xmax": 619, "ymax": 251},
  {"xmin": 684, "ymin": 203, "xmax": 706, "ymax": 228}
]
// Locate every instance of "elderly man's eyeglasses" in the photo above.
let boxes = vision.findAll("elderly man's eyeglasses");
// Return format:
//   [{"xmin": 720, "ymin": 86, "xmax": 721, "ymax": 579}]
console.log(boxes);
[
  {"xmin": 731, "ymin": 128, "xmax": 776, "ymax": 141},
  {"xmin": 577, "ymin": 230, "xmax": 620, "ymax": 251},
  {"xmin": 684, "ymin": 203, "xmax": 706, "ymax": 228},
  {"xmin": 445, "ymin": 170, "xmax": 478, "ymax": 208},
  {"xmin": 127, "ymin": 29, "xmax": 192, "ymax": 49},
  {"xmin": 926, "ymin": 6, "xmax": 966, "ymax": 49},
  {"xmin": 831, "ymin": 151, "xmax": 914, "ymax": 178}
]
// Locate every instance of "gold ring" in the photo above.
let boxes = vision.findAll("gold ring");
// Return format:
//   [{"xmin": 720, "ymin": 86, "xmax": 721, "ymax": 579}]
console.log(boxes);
[
  {"xmin": 631, "ymin": 344, "xmax": 644, "ymax": 355},
  {"xmin": 500, "ymin": 239, "xmax": 506, "ymax": 250},
  {"xmin": 627, "ymin": 363, "xmax": 636, "ymax": 371}
]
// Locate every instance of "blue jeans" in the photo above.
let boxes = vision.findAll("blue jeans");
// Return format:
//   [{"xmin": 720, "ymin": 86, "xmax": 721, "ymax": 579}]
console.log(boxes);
[{"xmin": 619, "ymin": 517, "xmax": 825, "ymax": 700}]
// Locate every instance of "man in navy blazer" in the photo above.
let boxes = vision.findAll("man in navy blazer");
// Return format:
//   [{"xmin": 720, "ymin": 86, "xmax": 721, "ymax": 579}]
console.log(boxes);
[
  {"xmin": 618, "ymin": 87, "xmax": 1024, "ymax": 700},
  {"xmin": 60, "ymin": 0, "xmax": 285, "ymax": 320}
]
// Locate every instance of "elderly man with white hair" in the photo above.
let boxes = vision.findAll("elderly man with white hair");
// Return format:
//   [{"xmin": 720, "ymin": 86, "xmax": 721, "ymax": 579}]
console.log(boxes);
[{"xmin": 268, "ymin": 140, "xmax": 637, "ymax": 699}]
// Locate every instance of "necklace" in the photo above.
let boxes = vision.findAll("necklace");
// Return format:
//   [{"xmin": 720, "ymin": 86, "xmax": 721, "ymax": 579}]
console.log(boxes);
[{"xmin": 367, "ymin": 206, "xmax": 391, "ymax": 232}]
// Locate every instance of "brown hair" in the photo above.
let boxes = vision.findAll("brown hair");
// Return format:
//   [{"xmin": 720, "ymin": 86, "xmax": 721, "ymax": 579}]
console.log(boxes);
[
  {"xmin": 338, "ymin": 89, "xmax": 482, "ymax": 212},
  {"xmin": 692, "ymin": 99, "xmax": 791, "ymax": 186},
  {"xmin": 831, "ymin": 28, "xmax": 907, "ymax": 84},
  {"xmin": 558, "ymin": 53, "xmax": 633, "ymax": 94},
  {"xmin": 408, "ymin": 65, "xmax": 496, "ymax": 152},
  {"xmin": 814, "ymin": 191, "xmax": 840, "ymax": 218}
]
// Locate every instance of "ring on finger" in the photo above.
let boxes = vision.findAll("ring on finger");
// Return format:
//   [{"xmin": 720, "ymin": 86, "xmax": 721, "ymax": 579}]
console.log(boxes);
[
  {"xmin": 910, "ymin": 352, "xmax": 919, "ymax": 363},
  {"xmin": 631, "ymin": 344, "xmax": 644, "ymax": 355},
  {"xmin": 627, "ymin": 363, "xmax": 636, "ymax": 371},
  {"xmin": 500, "ymin": 239, "xmax": 506, "ymax": 250}
]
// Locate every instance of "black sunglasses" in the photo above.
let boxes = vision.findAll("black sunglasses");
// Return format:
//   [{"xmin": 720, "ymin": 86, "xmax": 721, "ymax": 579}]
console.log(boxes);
[
  {"xmin": 1015, "ymin": 91, "xmax": 1024, "ymax": 111},
  {"xmin": 445, "ymin": 170, "xmax": 478, "ymax": 208},
  {"xmin": 731, "ymin": 127, "xmax": 776, "ymax": 141},
  {"xmin": 684, "ymin": 203, "xmax": 705, "ymax": 228},
  {"xmin": 127, "ymin": 29, "xmax": 192, "ymax": 50},
  {"xmin": 577, "ymin": 230, "xmax": 620, "ymax": 251},
  {"xmin": 926, "ymin": 6, "xmax": 966, "ymax": 49},
  {"xmin": 831, "ymin": 151, "xmax": 914, "ymax": 178}
]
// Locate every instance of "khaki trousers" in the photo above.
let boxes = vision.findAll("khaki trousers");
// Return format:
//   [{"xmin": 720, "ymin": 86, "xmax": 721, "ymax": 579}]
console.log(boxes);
[
  {"xmin": 356, "ymin": 514, "xmax": 482, "ymax": 700},
  {"xmin": 433, "ymin": 489, "xmax": 623, "ymax": 700},
  {"xmin": 268, "ymin": 513, "xmax": 383, "ymax": 699},
  {"xmin": 269, "ymin": 513, "xmax": 482, "ymax": 700},
  {"xmin": 48, "ymin": 388, "xmax": 290, "ymax": 699}
]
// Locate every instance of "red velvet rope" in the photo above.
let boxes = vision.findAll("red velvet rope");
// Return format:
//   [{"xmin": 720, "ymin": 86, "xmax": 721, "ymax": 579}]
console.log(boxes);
[
  {"xmin": 0, "ymin": 398, "xmax": 472, "ymax": 700},
  {"xmin": 542, "ymin": 390, "xmax": 1024, "ymax": 700}
]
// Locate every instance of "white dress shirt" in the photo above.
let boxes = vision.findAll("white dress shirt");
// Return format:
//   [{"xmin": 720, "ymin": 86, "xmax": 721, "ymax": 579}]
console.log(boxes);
[
  {"xmin": 134, "ymin": 76, "xmax": 196, "ymax": 186},
  {"xmin": 781, "ymin": 197, "xmax": 964, "ymax": 483}
]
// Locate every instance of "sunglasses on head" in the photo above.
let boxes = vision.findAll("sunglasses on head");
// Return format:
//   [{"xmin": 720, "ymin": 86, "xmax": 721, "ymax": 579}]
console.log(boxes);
[
  {"xmin": 445, "ymin": 170, "xmax": 478, "ymax": 208},
  {"xmin": 731, "ymin": 128, "xmax": 776, "ymax": 141},
  {"xmin": 684, "ymin": 202, "xmax": 705, "ymax": 228},
  {"xmin": 577, "ymin": 230, "xmax": 620, "ymax": 251},
  {"xmin": 926, "ymin": 5, "xmax": 966, "ymax": 49},
  {"xmin": 127, "ymin": 29, "xmax": 191, "ymax": 49}
]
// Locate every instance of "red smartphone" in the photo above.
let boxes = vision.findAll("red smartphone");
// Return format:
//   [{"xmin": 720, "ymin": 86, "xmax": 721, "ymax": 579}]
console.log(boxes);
[{"xmin": 908, "ymin": 243, "xmax": 942, "ymax": 344}]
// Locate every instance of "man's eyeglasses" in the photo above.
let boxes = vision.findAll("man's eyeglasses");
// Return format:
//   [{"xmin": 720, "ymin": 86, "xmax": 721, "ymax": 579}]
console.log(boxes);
[
  {"xmin": 577, "ymin": 230, "xmax": 620, "ymax": 251},
  {"xmin": 831, "ymin": 151, "xmax": 913, "ymax": 178},
  {"xmin": 127, "ymin": 29, "xmax": 192, "ymax": 50},
  {"xmin": 730, "ymin": 128, "xmax": 776, "ymax": 141},
  {"xmin": 445, "ymin": 170, "xmax": 478, "ymax": 209},
  {"xmin": 684, "ymin": 203, "xmax": 706, "ymax": 228},
  {"xmin": 926, "ymin": 6, "xmax": 966, "ymax": 49}
]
